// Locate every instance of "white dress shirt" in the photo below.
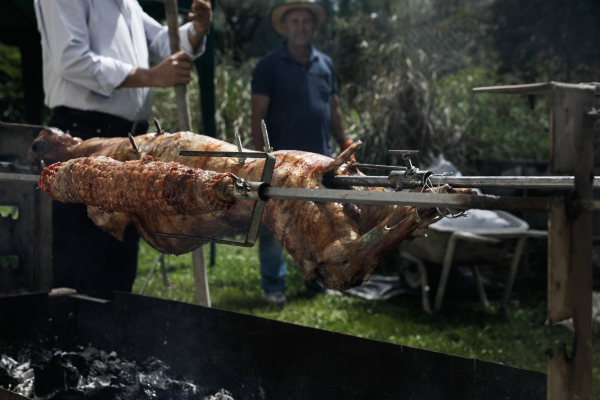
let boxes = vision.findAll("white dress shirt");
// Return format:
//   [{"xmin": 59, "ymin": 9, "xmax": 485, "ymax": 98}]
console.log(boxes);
[{"xmin": 34, "ymin": 0, "xmax": 206, "ymax": 122}]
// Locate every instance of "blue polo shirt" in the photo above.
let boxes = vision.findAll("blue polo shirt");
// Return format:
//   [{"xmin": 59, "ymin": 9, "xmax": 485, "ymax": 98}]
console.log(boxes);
[{"xmin": 252, "ymin": 43, "xmax": 337, "ymax": 157}]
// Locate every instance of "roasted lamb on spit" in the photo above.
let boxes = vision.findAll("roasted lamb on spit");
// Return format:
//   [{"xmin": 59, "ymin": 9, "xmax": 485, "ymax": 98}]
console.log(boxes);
[
  {"xmin": 39, "ymin": 156, "xmax": 237, "ymax": 215},
  {"xmin": 28, "ymin": 128, "xmax": 475, "ymax": 291}
]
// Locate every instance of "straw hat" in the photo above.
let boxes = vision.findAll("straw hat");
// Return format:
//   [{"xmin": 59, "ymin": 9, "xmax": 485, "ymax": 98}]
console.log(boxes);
[{"xmin": 270, "ymin": 0, "xmax": 328, "ymax": 36}]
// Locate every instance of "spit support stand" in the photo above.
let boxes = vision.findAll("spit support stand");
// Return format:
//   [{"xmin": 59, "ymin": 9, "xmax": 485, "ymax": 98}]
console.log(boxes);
[{"xmin": 153, "ymin": 150, "xmax": 276, "ymax": 247}]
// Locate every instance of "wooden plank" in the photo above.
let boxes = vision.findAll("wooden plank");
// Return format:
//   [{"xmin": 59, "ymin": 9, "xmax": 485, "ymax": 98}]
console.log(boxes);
[
  {"xmin": 473, "ymin": 82, "xmax": 600, "ymax": 96},
  {"xmin": 473, "ymin": 82, "xmax": 554, "ymax": 95},
  {"xmin": 547, "ymin": 84, "xmax": 595, "ymax": 400}
]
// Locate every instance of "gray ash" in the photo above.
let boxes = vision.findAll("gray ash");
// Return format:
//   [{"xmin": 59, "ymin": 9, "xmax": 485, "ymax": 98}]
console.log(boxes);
[{"xmin": 0, "ymin": 345, "xmax": 233, "ymax": 400}]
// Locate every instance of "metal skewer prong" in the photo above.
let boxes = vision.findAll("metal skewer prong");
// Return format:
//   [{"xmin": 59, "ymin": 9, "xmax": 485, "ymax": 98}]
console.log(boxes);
[
  {"xmin": 261, "ymin": 120, "xmax": 273, "ymax": 153},
  {"xmin": 128, "ymin": 132, "xmax": 140, "ymax": 154},
  {"xmin": 234, "ymin": 129, "xmax": 246, "ymax": 165},
  {"xmin": 153, "ymin": 117, "xmax": 164, "ymax": 135}
]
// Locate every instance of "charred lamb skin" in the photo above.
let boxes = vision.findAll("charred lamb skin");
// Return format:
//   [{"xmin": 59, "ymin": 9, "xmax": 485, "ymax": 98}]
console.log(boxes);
[
  {"xmin": 30, "ymin": 128, "xmax": 475, "ymax": 291},
  {"xmin": 38, "ymin": 155, "xmax": 237, "ymax": 215}
]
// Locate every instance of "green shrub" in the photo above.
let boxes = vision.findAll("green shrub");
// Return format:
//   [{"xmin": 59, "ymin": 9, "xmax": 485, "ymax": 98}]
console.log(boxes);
[
  {"xmin": 0, "ymin": 43, "xmax": 25, "ymax": 123},
  {"xmin": 213, "ymin": 58, "xmax": 256, "ymax": 147},
  {"xmin": 339, "ymin": 42, "xmax": 446, "ymax": 168},
  {"xmin": 436, "ymin": 62, "xmax": 550, "ymax": 167}
]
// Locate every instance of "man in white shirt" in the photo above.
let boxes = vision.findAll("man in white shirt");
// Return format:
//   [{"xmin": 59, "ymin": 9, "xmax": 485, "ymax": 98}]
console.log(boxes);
[{"xmin": 34, "ymin": 0, "xmax": 212, "ymax": 300}]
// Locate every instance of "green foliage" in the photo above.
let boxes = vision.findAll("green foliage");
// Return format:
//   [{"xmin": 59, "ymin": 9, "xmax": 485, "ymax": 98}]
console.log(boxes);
[
  {"xmin": 436, "ymin": 62, "xmax": 550, "ymax": 167},
  {"xmin": 0, "ymin": 43, "xmax": 25, "ymax": 123},
  {"xmin": 489, "ymin": 0, "xmax": 600, "ymax": 82},
  {"xmin": 151, "ymin": 58, "xmax": 255, "ymax": 148},
  {"xmin": 316, "ymin": 14, "xmax": 398, "ymax": 91},
  {"xmin": 315, "ymin": 12, "xmax": 549, "ymax": 171},
  {"xmin": 134, "ymin": 239, "xmax": 600, "ymax": 398},
  {"xmin": 214, "ymin": 0, "xmax": 281, "ymax": 60},
  {"xmin": 213, "ymin": 59, "xmax": 256, "ymax": 147},
  {"xmin": 0, "ymin": 205, "xmax": 19, "ymax": 220},
  {"xmin": 339, "ymin": 42, "xmax": 445, "ymax": 167},
  {"xmin": 151, "ymin": 70, "xmax": 202, "ymax": 135}
]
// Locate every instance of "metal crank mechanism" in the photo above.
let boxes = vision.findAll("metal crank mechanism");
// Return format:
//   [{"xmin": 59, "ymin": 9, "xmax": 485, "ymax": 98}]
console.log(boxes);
[
  {"xmin": 153, "ymin": 121, "xmax": 276, "ymax": 247},
  {"xmin": 387, "ymin": 150, "xmax": 431, "ymax": 191},
  {"xmin": 328, "ymin": 148, "xmax": 600, "ymax": 192}
]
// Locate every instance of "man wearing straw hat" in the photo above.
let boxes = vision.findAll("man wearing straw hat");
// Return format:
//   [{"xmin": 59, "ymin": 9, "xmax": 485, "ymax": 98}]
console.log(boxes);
[{"xmin": 251, "ymin": 0, "xmax": 351, "ymax": 304}]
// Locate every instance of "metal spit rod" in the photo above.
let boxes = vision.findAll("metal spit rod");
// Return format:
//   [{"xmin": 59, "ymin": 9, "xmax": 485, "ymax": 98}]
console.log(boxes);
[
  {"xmin": 3, "ymin": 169, "xmax": 600, "ymax": 214},
  {"xmin": 237, "ymin": 185, "xmax": 600, "ymax": 215},
  {"xmin": 0, "ymin": 172, "xmax": 39, "ymax": 184},
  {"xmin": 0, "ymin": 161, "xmax": 30, "ymax": 173},
  {"xmin": 328, "ymin": 174, "xmax": 600, "ymax": 190},
  {"xmin": 2, "ymin": 164, "xmax": 598, "ymax": 214},
  {"xmin": 234, "ymin": 185, "xmax": 552, "ymax": 214},
  {"xmin": 8, "ymin": 168, "xmax": 596, "ymax": 191},
  {"xmin": 0, "ymin": 170, "xmax": 552, "ymax": 213}
]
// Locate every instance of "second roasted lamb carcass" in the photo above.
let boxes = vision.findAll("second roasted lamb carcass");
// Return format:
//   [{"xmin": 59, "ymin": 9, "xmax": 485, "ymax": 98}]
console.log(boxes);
[{"xmin": 29, "ymin": 128, "xmax": 474, "ymax": 291}]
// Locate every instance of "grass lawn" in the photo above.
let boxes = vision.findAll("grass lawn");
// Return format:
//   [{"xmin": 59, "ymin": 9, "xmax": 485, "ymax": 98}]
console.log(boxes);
[{"xmin": 133, "ymin": 239, "xmax": 600, "ymax": 398}]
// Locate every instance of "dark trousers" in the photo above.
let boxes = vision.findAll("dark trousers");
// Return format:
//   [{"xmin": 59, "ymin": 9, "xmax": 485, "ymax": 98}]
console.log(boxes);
[{"xmin": 48, "ymin": 110, "xmax": 146, "ymax": 300}]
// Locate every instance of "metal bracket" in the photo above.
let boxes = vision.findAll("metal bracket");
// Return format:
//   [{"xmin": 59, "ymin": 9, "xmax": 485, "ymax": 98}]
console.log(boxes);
[{"xmin": 153, "ymin": 151, "xmax": 276, "ymax": 247}]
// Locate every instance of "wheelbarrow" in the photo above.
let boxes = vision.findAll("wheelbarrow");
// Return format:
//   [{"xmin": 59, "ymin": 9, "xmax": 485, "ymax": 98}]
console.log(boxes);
[{"xmin": 401, "ymin": 209, "xmax": 531, "ymax": 313}]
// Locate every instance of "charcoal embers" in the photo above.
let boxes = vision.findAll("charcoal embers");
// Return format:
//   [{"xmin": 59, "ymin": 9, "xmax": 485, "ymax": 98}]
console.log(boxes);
[
  {"xmin": 0, "ymin": 346, "xmax": 233, "ymax": 399},
  {"xmin": 202, "ymin": 389, "xmax": 234, "ymax": 400},
  {"xmin": 1, "ymin": 353, "xmax": 34, "ymax": 397}
]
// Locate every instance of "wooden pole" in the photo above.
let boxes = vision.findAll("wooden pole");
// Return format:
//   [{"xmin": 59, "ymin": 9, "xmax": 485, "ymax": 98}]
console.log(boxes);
[
  {"xmin": 164, "ymin": 0, "xmax": 209, "ymax": 307},
  {"xmin": 193, "ymin": 248, "xmax": 211, "ymax": 307},
  {"xmin": 546, "ymin": 84, "xmax": 595, "ymax": 400},
  {"xmin": 164, "ymin": 0, "xmax": 192, "ymax": 132}
]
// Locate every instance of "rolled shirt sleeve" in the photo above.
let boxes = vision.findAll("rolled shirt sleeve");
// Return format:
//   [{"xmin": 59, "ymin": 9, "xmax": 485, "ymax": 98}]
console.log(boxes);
[
  {"xmin": 180, "ymin": 22, "xmax": 207, "ymax": 59},
  {"xmin": 142, "ymin": 12, "xmax": 206, "ymax": 63},
  {"xmin": 35, "ymin": 0, "xmax": 134, "ymax": 98}
]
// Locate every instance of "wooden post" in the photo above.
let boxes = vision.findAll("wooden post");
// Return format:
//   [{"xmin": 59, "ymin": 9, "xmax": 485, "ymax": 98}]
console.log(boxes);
[
  {"xmin": 193, "ymin": 248, "xmax": 211, "ymax": 307},
  {"xmin": 546, "ymin": 84, "xmax": 595, "ymax": 400},
  {"xmin": 472, "ymin": 81, "xmax": 599, "ymax": 400},
  {"xmin": 164, "ymin": 0, "xmax": 209, "ymax": 307},
  {"xmin": 164, "ymin": 0, "xmax": 193, "ymax": 131}
]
